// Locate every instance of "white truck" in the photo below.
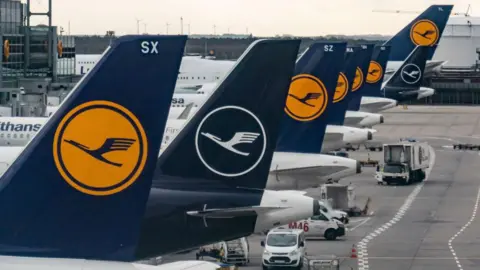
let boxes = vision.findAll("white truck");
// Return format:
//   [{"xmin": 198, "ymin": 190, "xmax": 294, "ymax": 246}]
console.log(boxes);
[{"xmin": 377, "ymin": 140, "xmax": 430, "ymax": 185}]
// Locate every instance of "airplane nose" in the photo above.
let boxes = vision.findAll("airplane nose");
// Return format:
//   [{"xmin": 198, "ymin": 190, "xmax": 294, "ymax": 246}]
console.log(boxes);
[
  {"xmin": 313, "ymin": 199, "xmax": 320, "ymax": 215},
  {"xmin": 367, "ymin": 131, "xmax": 373, "ymax": 140},
  {"xmin": 380, "ymin": 115, "xmax": 384, "ymax": 124},
  {"xmin": 356, "ymin": 160, "xmax": 362, "ymax": 173}
]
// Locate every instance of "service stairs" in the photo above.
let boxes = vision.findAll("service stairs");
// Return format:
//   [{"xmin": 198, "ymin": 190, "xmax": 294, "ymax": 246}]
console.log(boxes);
[{"xmin": 224, "ymin": 238, "xmax": 248, "ymax": 265}]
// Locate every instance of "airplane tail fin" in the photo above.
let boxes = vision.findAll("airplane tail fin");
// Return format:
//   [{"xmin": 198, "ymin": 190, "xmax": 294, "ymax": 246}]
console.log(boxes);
[
  {"xmin": 361, "ymin": 45, "xmax": 392, "ymax": 97},
  {"xmin": 0, "ymin": 35, "xmax": 186, "ymax": 260},
  {"xmin": 384, "ymin": 45, "xmax": 431, "ymax": 89},
  {"xmin": 275, "ymin": 42, "xmax": 347, "ymax": 153},
  {"xmin": 155, "ymin": 39, "xmax": 300, "ymax": 190},
  {"xmin": 347, "ymin": 44, "xmax": 374, "ymax": 111},
  {"xmin": 383, "ymin": 5, "xmax": 453, "ymax": 61},
  {"xmin": 327, "ymin": 44, "xmax": 372, "ymax": 125}
]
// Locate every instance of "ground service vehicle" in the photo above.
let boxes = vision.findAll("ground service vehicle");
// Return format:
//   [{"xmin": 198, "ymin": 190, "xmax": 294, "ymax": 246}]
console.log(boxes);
[
  {"xmin": 261, "ymin": 229, "xmax": 306, "ymax": 270},
  {"xmin": 378, "ymin": 140, "xmax": 430, "ymax": 185},
  {"xmin": 278, "ymin": 212, "xmax": 345, "ymax": 240}
]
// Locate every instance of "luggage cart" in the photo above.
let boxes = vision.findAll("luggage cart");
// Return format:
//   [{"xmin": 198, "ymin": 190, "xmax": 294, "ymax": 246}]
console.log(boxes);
[{"xmin": 307, "ymin": 255, "xmax": 340, "ymax": 270}]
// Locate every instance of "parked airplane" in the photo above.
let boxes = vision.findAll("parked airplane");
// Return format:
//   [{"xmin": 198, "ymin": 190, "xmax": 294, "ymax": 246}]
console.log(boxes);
[
  {"xmin": 356, "ymin": 45, "xmax": 434, "ymax": 114},
  {"xmin": 0, "ymin": 35, "xmax": 191, "ymax": 266},
  {"xmin": 0, "ymin": 38, "xmax": 321, "ymax": 260},
  {"xmin": 381, "ymin": 45, "xmax": 434, "ymax": 103}
]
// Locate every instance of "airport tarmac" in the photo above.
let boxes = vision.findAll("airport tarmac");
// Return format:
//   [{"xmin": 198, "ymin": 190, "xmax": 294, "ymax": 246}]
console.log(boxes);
[{"xmin": 160, "ymin": 106, "xmax": 480, "ymax": 270}]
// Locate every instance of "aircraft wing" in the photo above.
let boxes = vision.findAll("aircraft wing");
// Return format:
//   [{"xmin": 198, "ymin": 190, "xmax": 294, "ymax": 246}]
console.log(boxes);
[{"xmin": 186, "ymin": 206, "xmax": 289, "ymax": 218}]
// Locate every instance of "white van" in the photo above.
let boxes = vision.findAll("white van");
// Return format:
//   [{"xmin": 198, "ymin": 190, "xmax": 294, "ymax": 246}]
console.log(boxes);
[
  {"xmin": 261, "ymin": 229, "xmax": 305, "ymax": 270},
  {"xmin": 277, "ymin": 212, "xmax": 345, "ymax": 240}
]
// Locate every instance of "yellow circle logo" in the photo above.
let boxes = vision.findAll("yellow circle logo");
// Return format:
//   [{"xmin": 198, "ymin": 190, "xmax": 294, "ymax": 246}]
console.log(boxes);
[
  {"xmin": 285, "ymin": 74, "xmax": 328, "ymax": 122},
  {"xmin": 352, "ymin": 67, "xmax": 364, "ymax": 92},
  {"xmin": 410, "ymin": 19, "xmax": 439, "ymax": 46},
  {"xmin": 366, "ymin": 61, "xmax": 383, "ymax": 84},
  {"xmin": 53, "ymin": 100, "xmax": 148, "ymax": 196},
  {"xmin": 333, "ymin": 72, "xmax": 349, "ymax": 103}
]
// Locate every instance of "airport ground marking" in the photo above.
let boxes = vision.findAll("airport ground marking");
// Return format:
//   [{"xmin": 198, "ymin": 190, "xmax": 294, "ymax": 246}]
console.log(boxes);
[
  {"xmin": 356, "ymin": 146, "xmax": 435, "ymax": 270},
  {"xmin": 448, "ymin": 186, "xmax": 480, "ymax": 270},
  {"xmin": 348, "ymin": 217, "xmax": 371, "ymax": 232}
]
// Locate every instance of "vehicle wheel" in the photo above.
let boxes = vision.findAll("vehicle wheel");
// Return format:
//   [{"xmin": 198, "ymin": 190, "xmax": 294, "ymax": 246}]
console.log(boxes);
[
  {"xmin": 262, "ymin": 264, "xmax": 268, "ymax": 270},
  {"xmin": 324, "ymin": 229, "xmax": 337, "ymax": 240},
  {"xmin": 369, "ymin": 147, "xmax": 375, "ymax": 151},
  {"xmin": 377, "ymin": 147, "xmax": 382, "ymax": 151}
]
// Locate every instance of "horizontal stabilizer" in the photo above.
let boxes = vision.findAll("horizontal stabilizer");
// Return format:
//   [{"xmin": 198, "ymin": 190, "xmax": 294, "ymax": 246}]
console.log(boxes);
[{"xmin": 187, "ymin": 206, "xmax": 288, "ymax": 218}]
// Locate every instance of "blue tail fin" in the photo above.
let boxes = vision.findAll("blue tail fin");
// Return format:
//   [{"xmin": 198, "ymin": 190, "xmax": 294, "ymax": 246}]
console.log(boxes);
[
  {"xmin": 347, "ymin": 44, "xmax": 374, "ymax": 111},
  {"xmin": 275, "ymin": 42, "xmax": 347, "ymax": 153},
  {"xmin": 362, "ymin": 45, "xmax": 392, "ymax": 97},
  {"xmin": 384, "ymin": 45, "xmax": 432, "ymax": 89},
  {"xmin": 154, "ymin": 39, "xmax": 300, "ymax": 190},
  {"xmin": 327, "ymin": 45, "xmax": 371, "ymax": 125},
  {"xmin": 383, "ymin": 5, "xmax": 453, "ymax": 61},
  {"xmin": 0, "ymin": 36, "xmax": 186, "ymax": 260}
]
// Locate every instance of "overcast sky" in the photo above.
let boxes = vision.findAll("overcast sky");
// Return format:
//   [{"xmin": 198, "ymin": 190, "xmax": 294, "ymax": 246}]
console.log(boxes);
[{"xmin": 26, "ymin": 0, "xmax": 476, "ymax": 36}]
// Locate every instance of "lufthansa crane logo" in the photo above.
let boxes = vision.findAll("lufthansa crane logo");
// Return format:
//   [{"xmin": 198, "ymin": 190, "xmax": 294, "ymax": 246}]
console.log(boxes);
[
  {"xmin": 285, "ymin": 74, "xmax": 328, "ymax": 122},
  {"xmin": 400, "ymin": 63, "xmax": 422, "ymax": 85},
  {"xmin": 366, "ymin": 61, "xmax": 383, "ymax": 84},
  {"xmin": 333, "ymin": 72, "xmax": 349, "ymax": 103},
  {"xmin": 195, "ymin": 105, "xmax": 266, "ymax": 177},
  {"xmin": 352, "ymin": 67, "xmax": 364, "ymax": 92},
  {"xmin": 53, "ymin": 100, "xmax": 148, "ymax": 196},
  {"xmin": 410, "ymin": 19, "xmax": 439, "ymax": 46}
]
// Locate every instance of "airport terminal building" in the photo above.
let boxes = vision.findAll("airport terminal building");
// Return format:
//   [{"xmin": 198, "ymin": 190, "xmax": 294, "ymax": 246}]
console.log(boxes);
[{"xmin": 421, "ymin": 16, "xmax": 480, "ymax": 105}]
